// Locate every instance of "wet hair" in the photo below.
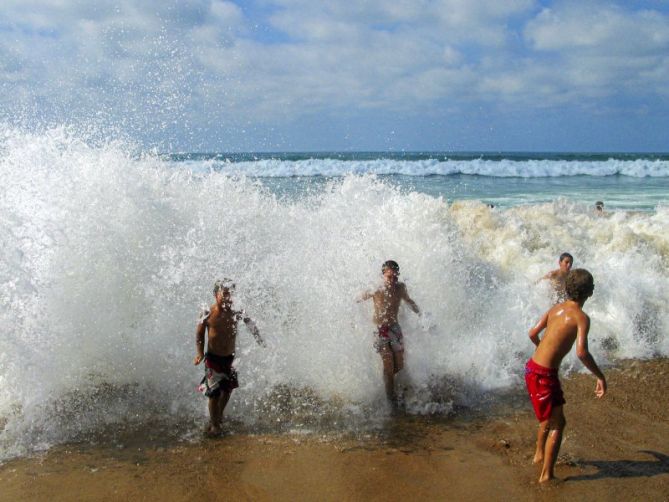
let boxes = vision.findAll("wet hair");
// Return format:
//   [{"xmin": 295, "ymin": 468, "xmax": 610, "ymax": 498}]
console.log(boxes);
[
  {"xmin": 381, "ymin": 260, "xmax": 400, "ymax": 274},
  {"xmin": 213, "ymin": 278, "xmax": 235, "ymax": 294},
  {"xmin": 595, "ymin": 201, "xmax": 604, "ymax": 209},
  {"xmin": 565, "ymin": 268, "xmax": 594, "ymax": 302},
  {"xmin": 559, "ymin": 252, "xmax": 573, "ymax": 263}
]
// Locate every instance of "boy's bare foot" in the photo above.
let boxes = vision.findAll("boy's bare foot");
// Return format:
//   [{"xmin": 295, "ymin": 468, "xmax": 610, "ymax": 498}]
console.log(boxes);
[
  {"xmin": 203, "ymin": 421, "xmax": 223, "ymax": 437},
  {"xmin": 533, "ymin": 453, "xmax": 543, "ymax": 464},
  {"xmin": 538, "ymin": 474, "xmax": 562, "ymax": 484},
  {"xmin": 205, "ymin": 425, "xmax": 222, "ymax": 437},
  {"xmin": 539, "ymin": 476, "xmax": 564, "ymax": 487}
]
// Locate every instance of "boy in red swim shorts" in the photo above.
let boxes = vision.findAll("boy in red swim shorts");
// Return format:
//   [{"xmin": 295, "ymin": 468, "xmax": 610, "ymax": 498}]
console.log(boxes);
[{"xmin": 525, "ymin": 268, "xmax": 607, "ymax": 483}]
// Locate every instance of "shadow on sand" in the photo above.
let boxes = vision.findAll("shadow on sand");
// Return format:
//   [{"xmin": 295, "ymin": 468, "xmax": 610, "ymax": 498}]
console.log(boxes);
[{"xmin": 566, "ymin": 450, "xmax": 669, "ymax": 481}]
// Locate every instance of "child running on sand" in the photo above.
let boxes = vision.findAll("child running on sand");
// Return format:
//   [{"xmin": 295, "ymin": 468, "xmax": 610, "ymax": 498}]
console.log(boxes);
[
  {"xmin": 359, "ymin": 260, "xmax": 420, "ymax": 406},
  {"xmin": 194, "ymin": 279, "xmax": 265, "ymax": 436},
  {"xmin": 539, "ymin": 252, "xmax": 573, "ymax": 302},
  {"xmin": 525, "ymin": 268, "xmax": 607, "ymax": 483}
]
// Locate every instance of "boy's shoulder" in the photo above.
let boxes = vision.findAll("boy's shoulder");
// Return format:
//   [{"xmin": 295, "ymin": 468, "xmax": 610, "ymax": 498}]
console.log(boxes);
[
  {"xmin": 550, "ymin": 300, "xmax": 588, "ymax": 320},
  {"xmin": 198, "ymin": 304, "xmax": 215, "ymax": 324}
]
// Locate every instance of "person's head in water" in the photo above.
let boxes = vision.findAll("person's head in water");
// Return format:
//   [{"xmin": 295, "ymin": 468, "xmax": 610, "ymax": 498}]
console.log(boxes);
[
  {"xmin": 213, "ymin": 278, "xmax": 235, "ymax": 304},
  {"xmin": 595, "ymin": 201, "xmax": 604, "ymax": 213},
  {"xmin": 559, "ymin": 253, "xmax": 574, "ymax": 273},
  {"xmin": 382, "ymin": 260, "xmax": 400, "ymax": 282},
  {"xmin": 565, "ymin": 268, "xmax": 594, "ymax": 302}
]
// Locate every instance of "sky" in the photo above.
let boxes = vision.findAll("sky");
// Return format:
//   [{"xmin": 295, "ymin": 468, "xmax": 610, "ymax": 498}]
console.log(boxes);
[{"xmin": 1, "ymin": 0, "xmax": 668, "ymax": 152}]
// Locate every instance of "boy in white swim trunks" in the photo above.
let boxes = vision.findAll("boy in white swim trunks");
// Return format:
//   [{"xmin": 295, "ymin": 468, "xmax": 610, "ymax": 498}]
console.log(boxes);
[
  {"xmin": 359, "ymin": 260, "xmax": 420, "ymax": 405},
  {"xmin": 194, "ymin": 279, "xmax": 265, "ymax": 436}
]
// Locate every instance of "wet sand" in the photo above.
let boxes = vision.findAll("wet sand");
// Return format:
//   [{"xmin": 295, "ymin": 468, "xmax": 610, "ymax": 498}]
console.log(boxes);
[{"xmin": 1, "ymin": 359, "xmax": 668, "ymax": 501}]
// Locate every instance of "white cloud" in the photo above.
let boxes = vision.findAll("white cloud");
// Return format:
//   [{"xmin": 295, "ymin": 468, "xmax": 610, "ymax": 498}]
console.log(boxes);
[
  {"xmin": 526, "ymin": 3, "xmax": 669, "ymax": 54},
  {"xmin": 1, "ymin": 0, "xmax": 668, "ymax": 149},
  {"xmin": 521, "ymin": 2, "xmax": 669, "ymax": 101}
]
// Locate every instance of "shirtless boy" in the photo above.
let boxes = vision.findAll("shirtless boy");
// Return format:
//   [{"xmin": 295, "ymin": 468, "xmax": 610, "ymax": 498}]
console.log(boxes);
[
  {"xmin": 540, "ymin": 252, "xmax": 573, "ymax": 301},
  {"xmin": 194, "ymin": 279, "xmax": 265, "ymax": 436},
  {"xmin": 525, "ymin": 268, "xmax": 606, "ymax": 483},
  {"xmin": 359, "ymin": 260, "xmax": 420, "ymax": 405}
]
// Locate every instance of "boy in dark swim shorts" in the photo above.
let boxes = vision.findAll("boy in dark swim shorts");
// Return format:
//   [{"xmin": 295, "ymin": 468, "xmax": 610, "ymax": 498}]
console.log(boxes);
[
  {"xmin": 199, "ymin": 352, "xmax": 239, "ymax": 398},
  {"xmin": 359, "ymin": 261, "xmax": 420, "ymax": 406},
  {"xmin": 194, "ymin": 279, "xmax": 265, "ymax": 436},
  {"xmin": 525, "ymin": 268, "xmax": 606, "ymax": 483}
]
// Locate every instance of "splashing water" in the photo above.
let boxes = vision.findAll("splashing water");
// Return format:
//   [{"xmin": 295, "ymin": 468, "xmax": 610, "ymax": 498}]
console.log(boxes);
[{"xmin": 1, "ymin": 126, "xmax": 668, "ymax": 460}]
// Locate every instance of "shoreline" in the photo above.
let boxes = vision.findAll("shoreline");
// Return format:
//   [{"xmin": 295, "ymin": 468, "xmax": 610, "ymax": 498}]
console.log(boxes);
[{"xmin": 1, "ymin": 358, "xmax": 668, "ymax": 501}]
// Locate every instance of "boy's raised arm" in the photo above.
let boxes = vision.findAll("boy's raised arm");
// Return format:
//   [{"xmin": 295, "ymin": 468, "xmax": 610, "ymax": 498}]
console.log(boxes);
[{"xmin": 575, "ymin": 314, "xmax": 606, "ymax": 397}]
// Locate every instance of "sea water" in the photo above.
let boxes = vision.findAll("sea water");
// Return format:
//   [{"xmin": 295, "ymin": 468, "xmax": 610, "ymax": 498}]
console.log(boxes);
[{"xmin": 1, "ymin": 126, "xmax": 668, "ymax": 460}]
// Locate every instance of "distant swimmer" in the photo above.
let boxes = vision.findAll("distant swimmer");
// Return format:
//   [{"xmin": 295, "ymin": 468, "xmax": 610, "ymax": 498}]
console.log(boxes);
[
  {"xmin": 539, "ymin": 252, "xmax": 573, "ymax": 302},
  {"xmin": 595, "ymin": 201, "xmax": 605, "ymax": 215},
  {"xmin": 194, "ymin": 279, "xmax": 265, "ymax": 436},
  {"xmin": 525, "ymin": 268, "xmax": 606, "ymax": 483},
  {"xmin": 358, "ymin": 260, "xmax": 421, "ymax": 407}
]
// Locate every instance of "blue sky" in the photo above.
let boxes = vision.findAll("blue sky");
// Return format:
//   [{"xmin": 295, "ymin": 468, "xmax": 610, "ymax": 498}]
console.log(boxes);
[{"xmin": 1, "ymin": 0, "xmax": 668, "ymax": 152}]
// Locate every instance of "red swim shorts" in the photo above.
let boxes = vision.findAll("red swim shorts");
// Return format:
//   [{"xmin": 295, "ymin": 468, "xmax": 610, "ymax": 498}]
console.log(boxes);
[{"xmin": 525, "ymin": 358, "xmax": 566, "ymax": 422}]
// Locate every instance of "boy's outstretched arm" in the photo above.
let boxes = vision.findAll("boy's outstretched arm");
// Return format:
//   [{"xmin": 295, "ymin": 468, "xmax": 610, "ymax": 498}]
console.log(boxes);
[
  {"xmin": 402, "ymin": 285, "xmax": 420, "ymax": 315},
  {"xmin": 575, "ymin": 315, "xmax": 607, "ymax": 397},
  {"xmin": 194, "ymin": 321, "xmax": 206, "ymax": 365},
  {"xmin": 535, "ymin": 270, "xmax": 556, "ymax": 285},
  {"xmin": 244, "ymin": 317, "xmax": 266, "ymax": 347},
  {"xmin": 528, "ymin": 310, "xmax": 549, "ymax": 347},
  {"xmin": 357, "ymin": 290, "xmax": 373, "ymax": 303}
]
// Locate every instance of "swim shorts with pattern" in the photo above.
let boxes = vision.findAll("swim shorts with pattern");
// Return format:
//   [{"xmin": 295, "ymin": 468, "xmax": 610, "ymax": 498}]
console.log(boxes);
[
  {"xmin": 374, "ymin": 323, "xmax": 404, "ymax": 353},
  {"xmin": 199, "ymin": 352, "xmax": 239, "ymax": 398}
]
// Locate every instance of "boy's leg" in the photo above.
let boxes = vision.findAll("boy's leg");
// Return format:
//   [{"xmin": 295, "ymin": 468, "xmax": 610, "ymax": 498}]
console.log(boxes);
[
  {"xmin": 533, "ymin": 421, "xmax": 550, "ymax": 464},
  {"xmin": 218, "ymin": 390, "xmax": 231, "ymax": 420},
  {"xmin": 539, "ymin": 405, "xmax": 566, "ymax": 482},
  {"xmin": 379, "ymin": 346, "xmax": 396, "ymax": 401},
  {"xmin": 208, "ymin": 395, "xmax": 222, "ymax": 434},
  {"xmin": 393, "ymin": 349, "xmax": 404, "ymax": 374}
]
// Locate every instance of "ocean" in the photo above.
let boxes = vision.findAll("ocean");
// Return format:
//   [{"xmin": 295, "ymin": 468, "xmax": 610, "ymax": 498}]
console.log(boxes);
[{"xmin": 1, "ymin": 126, "xmax": 668, "ymax": 461}]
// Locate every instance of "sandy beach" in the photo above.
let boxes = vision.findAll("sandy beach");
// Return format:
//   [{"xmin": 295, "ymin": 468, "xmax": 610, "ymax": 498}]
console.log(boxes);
[{"xmin": 1, "ymin": 358, "xmax": 667, "ymax": 502}]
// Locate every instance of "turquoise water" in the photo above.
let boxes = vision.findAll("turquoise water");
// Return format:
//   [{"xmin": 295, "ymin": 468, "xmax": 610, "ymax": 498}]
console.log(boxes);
[
  {"xmin": 256, "ymin": 174, "xmax": 669, "ymax": 210},
  {"xmin": 169, "ymin": 151, "xmax": 669, "ymax": 211}
]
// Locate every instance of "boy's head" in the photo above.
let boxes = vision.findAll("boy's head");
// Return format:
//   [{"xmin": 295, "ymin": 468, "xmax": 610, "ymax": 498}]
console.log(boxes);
[
  {"xmin": 565, "ymin": 268, "xmax": 594, "ymax": 302},
  {"xmin": 595, "ymin": 201, "xmax": 604, "ymax": 211},
  {"xmin": 213, "ymin": 278, "xmax": 235, "ymax": 301},
  {"xmin": 381, "ymin": 260, "xmax": 400, "ymax": 280},
  {"xmin": 559, "ymin": 252, "xmax": 574, "ymax": 272}
]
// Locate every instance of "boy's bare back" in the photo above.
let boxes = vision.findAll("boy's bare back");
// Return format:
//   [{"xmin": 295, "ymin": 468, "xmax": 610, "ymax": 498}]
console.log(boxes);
[
  {"xmin": 528, "ymin": 268, "xmax": 606, "ymax": 397},
  {"xmin": 529, "ymin": 301, "xmax": 590, "ymax": 369},
  {"xmin": 525, "ymin": 268, "xmax": 605, "ymax": 483}
]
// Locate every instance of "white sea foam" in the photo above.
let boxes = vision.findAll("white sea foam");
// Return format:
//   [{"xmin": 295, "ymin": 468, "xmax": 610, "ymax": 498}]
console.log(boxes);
[
  {"xmin": 1, "ymin": 127, "xmax": 668, "ymax": 460},
  {"xmin": 177, "ymin": 157, "xmax": 669, "ymax": 178}
]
